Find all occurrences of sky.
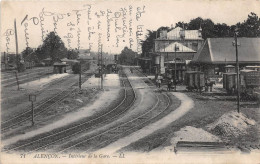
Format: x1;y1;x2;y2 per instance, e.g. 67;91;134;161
1;0;260;54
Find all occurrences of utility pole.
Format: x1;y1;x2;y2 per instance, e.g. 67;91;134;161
101;44;103;90
79;61;82;90
14;19;19;72
174;44;177;92
78;49;82;91
166;46;169;74
234;28;240;113
4;52;7;70
155;30;160;79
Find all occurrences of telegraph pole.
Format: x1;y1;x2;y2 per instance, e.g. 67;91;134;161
174;44;177;92
4;52;7;70
79;61;82;90
14;19;19;72
234;28;240;113
78;50;82;91
101;44;103;90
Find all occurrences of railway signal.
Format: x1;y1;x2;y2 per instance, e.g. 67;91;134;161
29;94;36;126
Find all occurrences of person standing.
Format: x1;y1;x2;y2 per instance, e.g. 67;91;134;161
167;79;173;91
158;79;161;88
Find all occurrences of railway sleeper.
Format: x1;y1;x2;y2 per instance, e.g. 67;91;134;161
175;141;228;153
107;130;122;135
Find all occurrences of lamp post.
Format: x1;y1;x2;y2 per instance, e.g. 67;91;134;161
174;44;179;92
234;28;240;113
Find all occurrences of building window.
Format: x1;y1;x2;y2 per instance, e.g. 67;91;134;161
192;42;198;46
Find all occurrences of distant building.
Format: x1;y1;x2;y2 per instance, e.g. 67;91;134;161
78;49;93;60
191;38;260;78
147;27;204;81
154;27;204;53
53;62;68;74
1;52;19;70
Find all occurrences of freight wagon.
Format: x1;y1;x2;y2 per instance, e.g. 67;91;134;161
184;71;205;92
240;70;260;101
223;69;260;101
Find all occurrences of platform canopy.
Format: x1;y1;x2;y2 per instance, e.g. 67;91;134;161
192;38;260;64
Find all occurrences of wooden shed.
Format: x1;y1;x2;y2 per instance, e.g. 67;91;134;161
53;62;68;74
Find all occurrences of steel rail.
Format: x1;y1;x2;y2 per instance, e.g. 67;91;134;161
3;69;136;153
1;72;92;132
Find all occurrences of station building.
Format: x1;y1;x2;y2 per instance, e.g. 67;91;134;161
140;26;204;81
190;37;260;79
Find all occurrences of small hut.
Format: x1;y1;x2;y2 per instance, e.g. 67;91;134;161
53;62;68;74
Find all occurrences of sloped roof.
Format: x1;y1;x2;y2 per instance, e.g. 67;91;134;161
53;62;68;66
192;37;260;64
61;58;79;63
43;57;52;61
78;54;93;60
158;42;196;53
157;27;203;40
78;49;90;54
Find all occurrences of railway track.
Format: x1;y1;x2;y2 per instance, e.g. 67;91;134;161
2;71;44;83
3;68;136;153
1;67;53;79
1;89;73;132
132;67;155;86
31;67;164;152
2;69;54;87
56;67;171;153
131;67;260;153
1;70;93;133
58;92;170;153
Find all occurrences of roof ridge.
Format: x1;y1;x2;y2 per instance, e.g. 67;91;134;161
207;38;214;62
159;42;196;52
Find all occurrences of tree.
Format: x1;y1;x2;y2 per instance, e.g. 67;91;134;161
187;17;216;39
40;32;67;63
141;12;260;57
141;26;171;57
67;49;79;59
213;23;231;37
21;47;39;63
175;21;188;29
236;12;260;37
119;47;137;65
141;30;156;56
